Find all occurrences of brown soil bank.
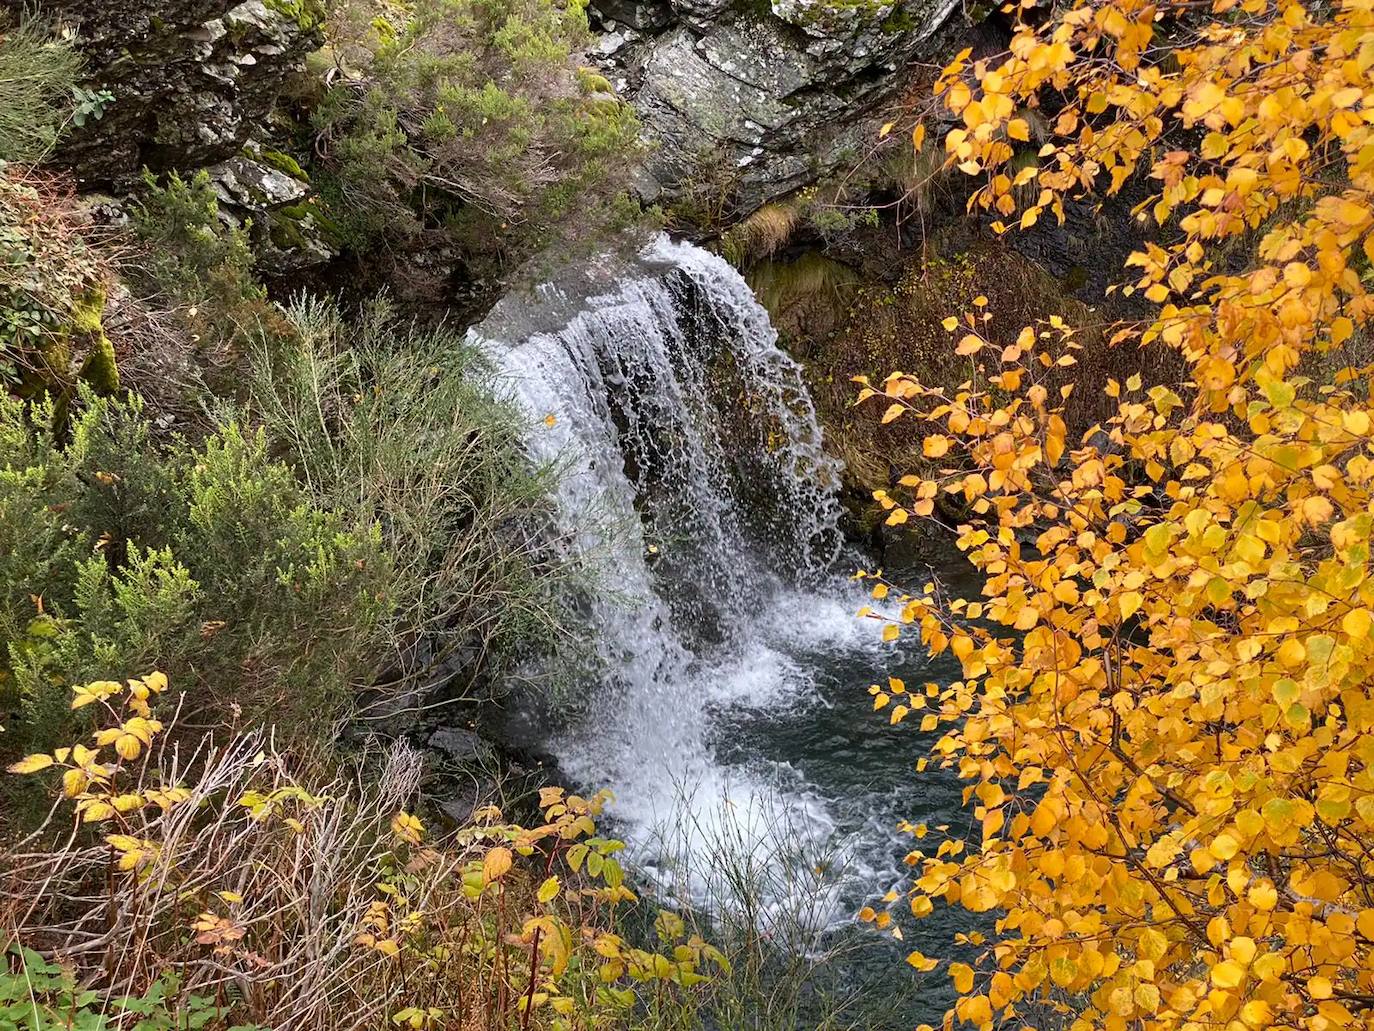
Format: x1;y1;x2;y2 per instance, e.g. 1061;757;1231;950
751;242;1177;508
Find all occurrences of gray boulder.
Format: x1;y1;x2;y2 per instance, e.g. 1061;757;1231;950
208;154;309;208
426;726;491;766
204;152;338;274
591;0;675;31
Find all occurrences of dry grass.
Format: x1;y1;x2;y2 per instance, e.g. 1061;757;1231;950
0;13;83;163
4;735;429;1031
721;203;801;268
0;727;605;1031
0;685;720;1031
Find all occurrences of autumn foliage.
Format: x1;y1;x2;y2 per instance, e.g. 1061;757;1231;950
3;675;723;1031
862;0;1374;1028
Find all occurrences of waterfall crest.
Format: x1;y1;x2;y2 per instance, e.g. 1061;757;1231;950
471;235;879;928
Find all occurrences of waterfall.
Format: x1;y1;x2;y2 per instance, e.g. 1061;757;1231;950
471;235;884;933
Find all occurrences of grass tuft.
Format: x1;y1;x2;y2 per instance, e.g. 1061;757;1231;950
0;14;83;163
721;202;802;268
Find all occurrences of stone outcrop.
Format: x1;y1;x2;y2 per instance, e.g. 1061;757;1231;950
1;0;320;187
205;151;338;275
591;0;962;214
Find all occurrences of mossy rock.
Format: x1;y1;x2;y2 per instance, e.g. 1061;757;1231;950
72;288;119;394
256;148;311;182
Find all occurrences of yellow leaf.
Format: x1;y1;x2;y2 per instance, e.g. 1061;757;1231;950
1209;833;1240;861
1247;879;1277;911
537;876;561;903
483;846;514;882
907;950;938;971
1119;592;1143;620
1211;959;1245;988
1342;607;1372;639
949;961;975;994
115;734;142;761
71;680;123;710
7;753;54;774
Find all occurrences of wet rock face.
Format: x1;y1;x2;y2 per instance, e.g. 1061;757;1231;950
594;0;961;214
5;0;319;187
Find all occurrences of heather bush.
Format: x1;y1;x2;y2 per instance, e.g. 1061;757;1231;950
312;0;644;273
127;170;295;389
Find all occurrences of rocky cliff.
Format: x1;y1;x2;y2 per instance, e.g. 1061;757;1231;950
0;0;319;188
590;0;961;214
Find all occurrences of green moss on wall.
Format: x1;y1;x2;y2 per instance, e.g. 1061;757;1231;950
72;288;119;395
262;0;327;30
257;148;311;182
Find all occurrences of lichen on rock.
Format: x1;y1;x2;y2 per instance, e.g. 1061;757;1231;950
593;0;964;218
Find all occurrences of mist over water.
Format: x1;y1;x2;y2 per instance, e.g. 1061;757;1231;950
470;236;971;1006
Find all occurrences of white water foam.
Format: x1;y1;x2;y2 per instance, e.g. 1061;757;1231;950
471;235;890;939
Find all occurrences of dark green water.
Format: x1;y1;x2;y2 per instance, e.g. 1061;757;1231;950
700;536;986;1027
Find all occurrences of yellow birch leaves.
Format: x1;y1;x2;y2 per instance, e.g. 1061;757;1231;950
865;0;1374;1026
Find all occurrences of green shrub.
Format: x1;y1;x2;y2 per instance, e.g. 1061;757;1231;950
128;170;295;395
249;297;577;694
0;945;259;1031
312;0;645;272
0;14;84;163
131;170;260;308
0;389;390;759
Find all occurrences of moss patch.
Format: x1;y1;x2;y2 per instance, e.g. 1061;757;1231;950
257;148;311;182
263;0;327;30
72;288;118;394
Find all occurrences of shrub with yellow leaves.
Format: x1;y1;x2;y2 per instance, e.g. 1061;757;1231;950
2;674;722;1031
860;0;1374;1028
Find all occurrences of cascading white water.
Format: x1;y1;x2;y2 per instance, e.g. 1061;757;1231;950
471;235;892;936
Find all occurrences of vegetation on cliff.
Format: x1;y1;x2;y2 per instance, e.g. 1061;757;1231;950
311;0;645;280
0;12;87;165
